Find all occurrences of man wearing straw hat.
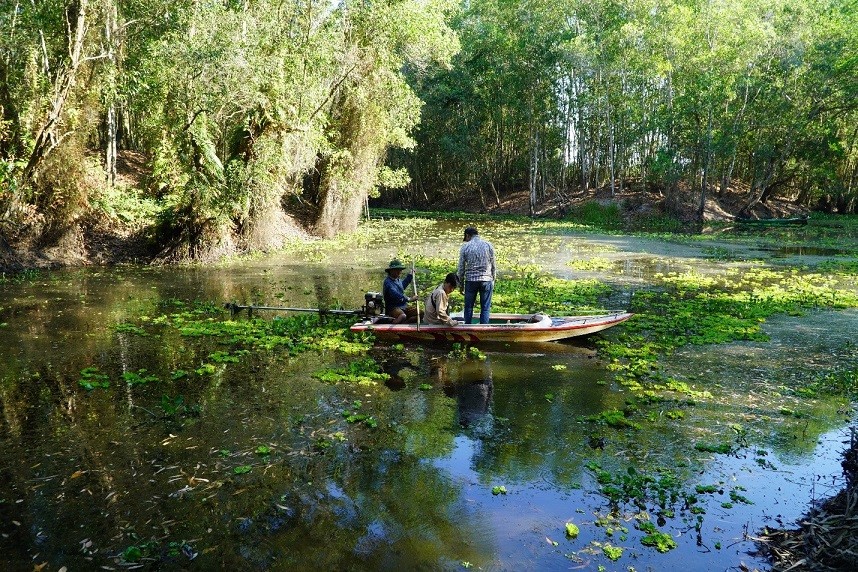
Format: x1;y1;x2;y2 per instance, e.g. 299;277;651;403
382;259;420;324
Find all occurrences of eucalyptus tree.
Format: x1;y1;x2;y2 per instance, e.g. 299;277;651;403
129;0;458;256
130;0;334;257
0;0;194;243
1;0;459;258
403;0;857;216
0;0;107;239
399;0;572;211
741;0;858;212
310;0;459;236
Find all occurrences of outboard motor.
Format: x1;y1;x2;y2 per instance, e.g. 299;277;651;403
363;292;384;317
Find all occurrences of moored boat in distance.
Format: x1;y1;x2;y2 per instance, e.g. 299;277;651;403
350;312;633;343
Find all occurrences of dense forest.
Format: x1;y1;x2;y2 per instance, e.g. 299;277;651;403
1;0;856;262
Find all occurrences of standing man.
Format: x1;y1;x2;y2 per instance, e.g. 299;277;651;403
382;259;419;324
457;226;496;324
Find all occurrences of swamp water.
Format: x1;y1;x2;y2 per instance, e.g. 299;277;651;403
0;217;856;571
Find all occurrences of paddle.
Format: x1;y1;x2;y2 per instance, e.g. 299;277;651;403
412;260;420;331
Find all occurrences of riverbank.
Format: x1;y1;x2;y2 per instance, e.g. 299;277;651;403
2;180;812;273
757;428;858;570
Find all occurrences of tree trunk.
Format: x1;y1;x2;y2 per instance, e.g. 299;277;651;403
699;107;713;218
529;135;537;217
313;173;366;238
22;0;90;184
607;94;615;198
104;1;118;186
744;155;778;212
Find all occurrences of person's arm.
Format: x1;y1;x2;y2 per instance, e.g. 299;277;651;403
403;273;418;301
436;291;456;326
489;243;496;281
457;247;466;289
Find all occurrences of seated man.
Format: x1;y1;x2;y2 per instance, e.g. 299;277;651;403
382;259;419;324
423;272;460;326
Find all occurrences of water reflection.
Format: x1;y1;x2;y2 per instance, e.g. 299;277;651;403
438;357;495;431
0;227;855;571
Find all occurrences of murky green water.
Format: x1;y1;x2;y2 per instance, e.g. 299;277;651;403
1;218;856;571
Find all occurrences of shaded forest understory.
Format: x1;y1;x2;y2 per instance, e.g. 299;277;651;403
0;153;815;273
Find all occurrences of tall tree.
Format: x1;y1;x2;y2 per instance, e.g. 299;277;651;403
400;0;858;216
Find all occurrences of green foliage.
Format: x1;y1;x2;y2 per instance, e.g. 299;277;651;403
640;529;677;553
2;0;857;258
1;0;461;255
585;409;641;430
598;262;858;400
568;203;623;230
565;522;580;539
0;270;40;285
314;358;390;385
144;303;372;358
602;543;623;561
78;367;110;390
585;463;682;511
90;183;160;227
567;258;615;272
160;395;200;418
694;442;733;455
115;323;148;336
729;489;754;505
342;406;378;428
400;0;858;213
121;545;143;563
122;369;159;385
448;344;487;361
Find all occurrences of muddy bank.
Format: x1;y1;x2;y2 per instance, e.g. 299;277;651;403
756;429;858;571
3;180;816;273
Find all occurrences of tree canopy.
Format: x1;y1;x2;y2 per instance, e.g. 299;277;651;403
397;0;857;215
0;0;855;261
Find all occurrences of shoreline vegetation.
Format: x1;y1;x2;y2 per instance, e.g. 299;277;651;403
1;0;855;271
756;428;858;571
0;185;830;273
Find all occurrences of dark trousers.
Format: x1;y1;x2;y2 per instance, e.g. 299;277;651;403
464;280;493;324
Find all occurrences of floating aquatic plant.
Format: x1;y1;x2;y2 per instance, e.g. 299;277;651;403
565;522;580;539
313;358;390;385
78;367;110;390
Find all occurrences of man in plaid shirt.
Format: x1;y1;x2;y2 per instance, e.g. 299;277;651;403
457;226;496;324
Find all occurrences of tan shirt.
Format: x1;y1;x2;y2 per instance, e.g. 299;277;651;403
423;285;456;326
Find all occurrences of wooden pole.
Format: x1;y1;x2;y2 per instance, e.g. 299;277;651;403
412;261;420;331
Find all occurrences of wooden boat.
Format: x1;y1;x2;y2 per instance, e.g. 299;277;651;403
735;215;808;226
350;312;633;343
